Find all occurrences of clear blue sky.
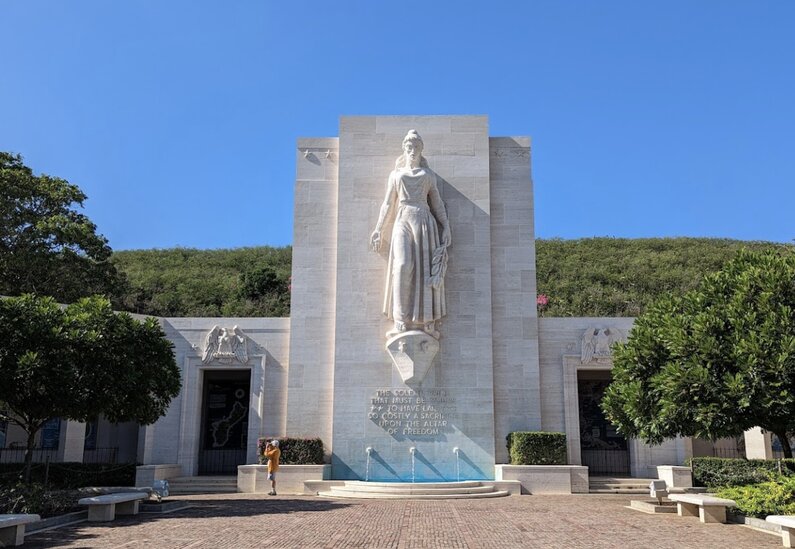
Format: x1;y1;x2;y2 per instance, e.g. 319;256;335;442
2;1;793;250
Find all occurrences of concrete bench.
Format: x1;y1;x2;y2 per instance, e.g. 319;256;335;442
767;516;795;547
78;492;148;522
0;514;40;547
668;493;736;523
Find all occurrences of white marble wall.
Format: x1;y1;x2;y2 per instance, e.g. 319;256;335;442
329;116;497;480
489;137;540;464
140;317;290;476
285;137;339;451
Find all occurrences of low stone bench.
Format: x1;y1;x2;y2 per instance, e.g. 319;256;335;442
0;514;40;547
78;492;148;522
767;515;795;547
668;493;736;523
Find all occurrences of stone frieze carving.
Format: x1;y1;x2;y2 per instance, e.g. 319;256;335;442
202;325;249;364
581;327;626;364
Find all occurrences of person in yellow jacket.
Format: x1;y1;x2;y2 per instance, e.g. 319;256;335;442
264;440;281;495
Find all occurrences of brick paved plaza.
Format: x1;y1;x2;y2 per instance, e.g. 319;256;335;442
24;493;782;548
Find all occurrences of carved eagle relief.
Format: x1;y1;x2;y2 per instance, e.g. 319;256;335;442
202;325;249;364
581;327;625;364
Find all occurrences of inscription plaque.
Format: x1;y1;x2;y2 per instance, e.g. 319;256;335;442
368;388;457;438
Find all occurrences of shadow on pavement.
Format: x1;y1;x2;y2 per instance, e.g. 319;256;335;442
23;496;353;548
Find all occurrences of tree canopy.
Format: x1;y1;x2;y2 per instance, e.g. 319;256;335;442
0;294;181;479
0;152;124;303
602;248;795;457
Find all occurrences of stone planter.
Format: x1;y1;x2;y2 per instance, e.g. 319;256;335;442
494;465;589;494
656;465;693;489
238;464;331;494
135;464;182;487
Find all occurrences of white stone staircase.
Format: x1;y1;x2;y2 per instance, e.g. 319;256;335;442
168;476;238;495
318;480;510;499
589;476;654;494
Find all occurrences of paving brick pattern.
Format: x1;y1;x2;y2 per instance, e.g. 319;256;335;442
25;493;782;548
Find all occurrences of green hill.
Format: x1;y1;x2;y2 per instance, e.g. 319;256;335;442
111;238;789;318
112;246;292;317
535;237;788;317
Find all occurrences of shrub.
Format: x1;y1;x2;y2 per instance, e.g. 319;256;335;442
716;477;795;518
687;457;795;489
257;437;324;465
0;483;81;517
0;463;136;489
507;432;566;465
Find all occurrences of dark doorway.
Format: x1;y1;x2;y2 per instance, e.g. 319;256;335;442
198;370;251;475
578;371;630;475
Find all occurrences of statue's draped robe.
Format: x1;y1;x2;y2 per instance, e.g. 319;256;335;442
383;166;447;325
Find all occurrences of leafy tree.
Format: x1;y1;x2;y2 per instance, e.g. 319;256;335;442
0;294;181;481
0;152;124;303
602;249;795;458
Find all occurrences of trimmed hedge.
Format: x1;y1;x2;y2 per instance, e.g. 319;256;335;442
0;483;81;517
716;477;795;518
688;457;795;489
257;437;324;465
507;432;567;465
0;463;136;489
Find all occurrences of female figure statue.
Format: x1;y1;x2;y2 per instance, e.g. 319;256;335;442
370;130;452;339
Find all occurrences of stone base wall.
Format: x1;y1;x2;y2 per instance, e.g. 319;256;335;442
135;464;182;487
494;465;589;494
238;464;331;494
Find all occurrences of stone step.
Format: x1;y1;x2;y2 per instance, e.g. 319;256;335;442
342;480;483;490
317;480;509;500
168;476;238;494
318;489;510;500
589;477;654;494
590;484;652;489
589;488;649;494
337;484;497;495
590;477;655;485
169;486;237;494
171;476;237;484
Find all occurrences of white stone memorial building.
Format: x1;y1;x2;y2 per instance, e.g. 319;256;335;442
3;116;756;484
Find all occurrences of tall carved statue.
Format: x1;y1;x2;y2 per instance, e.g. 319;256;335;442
370;130;451;341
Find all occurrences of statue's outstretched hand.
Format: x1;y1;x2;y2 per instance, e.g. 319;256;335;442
370;230;381;252
441;227;452;247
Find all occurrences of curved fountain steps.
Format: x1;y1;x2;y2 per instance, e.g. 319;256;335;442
318;480;510;500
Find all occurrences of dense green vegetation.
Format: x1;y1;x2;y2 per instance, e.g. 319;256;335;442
689;457;795;489
692;458;795;518
111;238;788;318
112;246;292;317
507;431;567;465
717;477;795;518
535;237;787;317
257;437;324;465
